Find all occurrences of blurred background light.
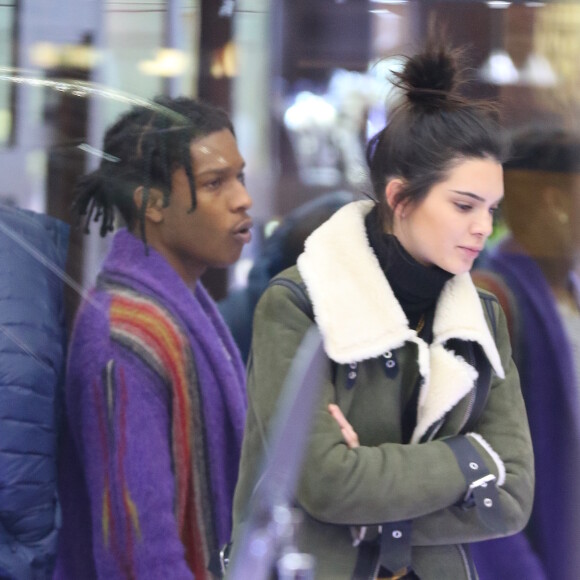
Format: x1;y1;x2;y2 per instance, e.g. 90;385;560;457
478;48;519;85
519;52;558;87
30;43;101;70
138;48;189;77
284;92;337;132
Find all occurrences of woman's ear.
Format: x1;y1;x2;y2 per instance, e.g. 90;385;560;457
133;186;165;224
385;178;407;218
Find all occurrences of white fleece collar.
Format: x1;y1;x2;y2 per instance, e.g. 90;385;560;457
297;200;505;442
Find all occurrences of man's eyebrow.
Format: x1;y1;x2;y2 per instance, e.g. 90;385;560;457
196;162;245;177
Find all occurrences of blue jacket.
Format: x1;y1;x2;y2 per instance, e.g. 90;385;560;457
0;206;69;580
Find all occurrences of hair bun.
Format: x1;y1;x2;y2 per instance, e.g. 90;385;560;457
395;43;463;109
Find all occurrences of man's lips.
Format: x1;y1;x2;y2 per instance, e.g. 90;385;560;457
232;218;253;243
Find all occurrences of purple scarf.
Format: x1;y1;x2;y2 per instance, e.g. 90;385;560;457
102;229;247;547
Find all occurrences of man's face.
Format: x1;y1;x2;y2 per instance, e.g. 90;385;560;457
152;128;253;285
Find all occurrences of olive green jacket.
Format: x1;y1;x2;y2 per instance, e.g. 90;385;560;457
233;201;534;579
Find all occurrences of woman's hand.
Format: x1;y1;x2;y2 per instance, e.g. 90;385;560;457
328;404;360;449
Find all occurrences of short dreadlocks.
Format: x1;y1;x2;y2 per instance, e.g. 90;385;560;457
73;95;234;245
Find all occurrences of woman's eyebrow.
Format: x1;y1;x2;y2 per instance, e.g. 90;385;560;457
451;190;485;202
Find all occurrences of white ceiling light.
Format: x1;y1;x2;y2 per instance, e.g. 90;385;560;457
478;49;519;85
519;53;558;87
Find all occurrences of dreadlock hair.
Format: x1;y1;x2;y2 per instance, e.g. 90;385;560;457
73;95;235;244
366;35;508;230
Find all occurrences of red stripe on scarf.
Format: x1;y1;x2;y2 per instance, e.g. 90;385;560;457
117;368;137;580
110;293;209;577
111;295;191;523
92;378;133;578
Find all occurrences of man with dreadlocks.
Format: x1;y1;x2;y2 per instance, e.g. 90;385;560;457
54;96;252;580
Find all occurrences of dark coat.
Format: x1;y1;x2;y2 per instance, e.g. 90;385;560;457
472;237;580;580
0;206;69;579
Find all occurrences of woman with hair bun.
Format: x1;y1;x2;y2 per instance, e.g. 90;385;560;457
232;40;534;579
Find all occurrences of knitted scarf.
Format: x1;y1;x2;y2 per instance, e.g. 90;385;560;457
99;229;247;578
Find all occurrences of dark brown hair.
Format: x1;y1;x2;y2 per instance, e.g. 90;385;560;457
366;38;508;228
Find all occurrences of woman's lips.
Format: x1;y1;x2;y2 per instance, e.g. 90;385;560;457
459;246;481;258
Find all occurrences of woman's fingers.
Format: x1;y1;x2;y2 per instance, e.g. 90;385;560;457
328;404;360;449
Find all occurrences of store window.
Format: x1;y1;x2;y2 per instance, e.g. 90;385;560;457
0;2;16;147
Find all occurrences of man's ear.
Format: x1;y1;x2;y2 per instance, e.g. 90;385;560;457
133;186;165;224
385;178;407;218
542;185;571;226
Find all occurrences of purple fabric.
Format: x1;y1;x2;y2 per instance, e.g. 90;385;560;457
472;237;580;580
55;229;247;578
103;230;247;545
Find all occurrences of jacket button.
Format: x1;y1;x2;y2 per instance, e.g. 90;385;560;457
349;362;357;369
348;371;357;380
469;462;479;470
383;351;393;359
386;360;396;368
392;530;403;539
484;498;493;508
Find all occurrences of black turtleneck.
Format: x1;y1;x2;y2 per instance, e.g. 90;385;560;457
365;206;453;343
365;206;454;444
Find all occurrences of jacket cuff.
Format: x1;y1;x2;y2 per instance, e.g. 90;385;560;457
466;432;506;486
443;435;506;533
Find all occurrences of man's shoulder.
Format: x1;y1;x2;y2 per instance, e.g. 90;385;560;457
472;270;516;315
107;284;186;342
90;282;193;383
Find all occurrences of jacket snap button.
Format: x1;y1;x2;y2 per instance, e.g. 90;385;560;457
383;351;393;359
392;530;403;539
386;360;396;368
349;362;357;369
348;371;357;380
469;462;479;470
484;498;493;508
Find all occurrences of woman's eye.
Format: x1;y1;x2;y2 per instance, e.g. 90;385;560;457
455;203;472;212
237;172;246;185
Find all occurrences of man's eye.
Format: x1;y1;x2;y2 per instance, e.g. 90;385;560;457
238;172;246;185
206;177;222;190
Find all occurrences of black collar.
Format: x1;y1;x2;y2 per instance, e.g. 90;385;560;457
365;206;453;334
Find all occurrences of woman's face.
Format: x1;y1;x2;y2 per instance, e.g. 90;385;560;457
392;157;504;275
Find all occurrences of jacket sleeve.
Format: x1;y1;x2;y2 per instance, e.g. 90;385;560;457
410;299;534;544
70;343;195;580
242;281;533;542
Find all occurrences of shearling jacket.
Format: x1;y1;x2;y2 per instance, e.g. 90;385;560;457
232;201;534;579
